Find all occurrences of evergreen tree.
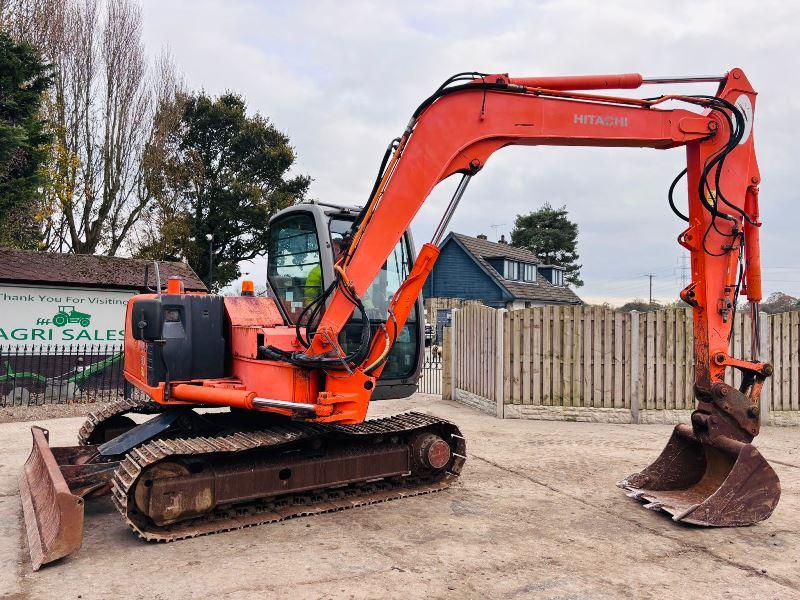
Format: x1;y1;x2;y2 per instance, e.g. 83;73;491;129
136;92;310;289
0;32;52;248
510;203;583;287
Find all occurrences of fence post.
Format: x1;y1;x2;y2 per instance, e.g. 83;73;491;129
629;311;640;424
495;308;506;418
450;308;458;400
441;327;452;399
759;311;771;422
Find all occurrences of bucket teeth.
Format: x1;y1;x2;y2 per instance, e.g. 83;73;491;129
671;504;701;522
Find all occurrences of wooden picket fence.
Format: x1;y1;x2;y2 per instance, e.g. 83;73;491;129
451;303;501;403
765;311;800;412
445;303;800;420
504;305;637;409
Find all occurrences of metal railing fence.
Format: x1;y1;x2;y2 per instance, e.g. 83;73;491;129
418;348;444;395
0;344;129;406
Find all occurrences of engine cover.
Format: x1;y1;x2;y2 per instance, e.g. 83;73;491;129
126;294;225;387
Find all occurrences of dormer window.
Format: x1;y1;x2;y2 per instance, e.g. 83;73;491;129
536;265;566;286
522;263;537;282
552;269;564;286
502;260;537;282
504;260;518;280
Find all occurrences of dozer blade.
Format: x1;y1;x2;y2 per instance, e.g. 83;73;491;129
618;424;780;526
18;427;84;570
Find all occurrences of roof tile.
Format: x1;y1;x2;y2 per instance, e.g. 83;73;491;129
453;233;540;263
0;249;207;292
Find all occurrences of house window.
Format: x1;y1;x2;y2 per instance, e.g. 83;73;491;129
553;269;564;286
504;261;538;282
523;263;536;282
504;260;519;280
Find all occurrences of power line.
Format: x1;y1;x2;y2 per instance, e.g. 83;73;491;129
593;271;675;290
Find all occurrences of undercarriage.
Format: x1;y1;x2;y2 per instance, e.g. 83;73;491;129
20;398;465;569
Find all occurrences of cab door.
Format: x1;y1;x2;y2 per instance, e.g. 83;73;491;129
266;209;327;323
266;206;424;399
328;216;424;399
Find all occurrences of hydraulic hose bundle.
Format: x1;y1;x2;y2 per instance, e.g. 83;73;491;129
261;267;372;370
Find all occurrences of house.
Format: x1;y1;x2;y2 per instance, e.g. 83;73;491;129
422;233;582;333
0;249;205;349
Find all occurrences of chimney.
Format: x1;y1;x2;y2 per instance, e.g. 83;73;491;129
477;234;488;240
499;234;508;244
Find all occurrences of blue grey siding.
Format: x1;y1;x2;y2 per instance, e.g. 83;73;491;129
423;241;505;305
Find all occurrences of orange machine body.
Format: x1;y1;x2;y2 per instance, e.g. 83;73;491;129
124;293;324;413
124;68;766;428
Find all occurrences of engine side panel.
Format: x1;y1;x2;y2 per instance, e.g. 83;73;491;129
124;294;226;393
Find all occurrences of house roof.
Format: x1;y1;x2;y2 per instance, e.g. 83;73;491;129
0;249;207;292
447;233;582;304
454;233;540;263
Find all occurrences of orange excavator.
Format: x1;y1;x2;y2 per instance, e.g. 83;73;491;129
20;68;780;570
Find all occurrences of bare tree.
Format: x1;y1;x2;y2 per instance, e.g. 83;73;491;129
131;51;188;257
65;0;152;255
5;0;162;256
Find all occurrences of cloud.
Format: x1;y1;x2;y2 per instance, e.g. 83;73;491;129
141;0;800;304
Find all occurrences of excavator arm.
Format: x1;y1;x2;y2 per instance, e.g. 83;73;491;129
284;67;778;525
302;70;761;408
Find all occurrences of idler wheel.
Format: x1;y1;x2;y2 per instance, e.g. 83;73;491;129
85;415;137;444
133;461;209;526
412;433;451;471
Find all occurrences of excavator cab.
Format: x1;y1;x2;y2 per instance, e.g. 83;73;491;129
266;202;425;400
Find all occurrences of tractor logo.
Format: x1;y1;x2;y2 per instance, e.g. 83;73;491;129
52;306;92;328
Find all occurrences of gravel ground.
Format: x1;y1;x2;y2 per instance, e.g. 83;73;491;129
0;402;96;424
1;394;798;599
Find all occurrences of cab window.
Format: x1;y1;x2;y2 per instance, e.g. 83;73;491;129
329;219;415;323
267;213;322;322
330;218;419;380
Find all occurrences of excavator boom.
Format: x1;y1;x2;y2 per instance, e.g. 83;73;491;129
20;68;779;570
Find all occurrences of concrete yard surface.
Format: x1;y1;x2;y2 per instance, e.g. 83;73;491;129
1;395;798;599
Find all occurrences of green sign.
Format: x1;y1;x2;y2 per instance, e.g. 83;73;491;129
51;306;92;328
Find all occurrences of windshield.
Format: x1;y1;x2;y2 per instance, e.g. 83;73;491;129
267;213;322;323
331;217;419;380
329;218;414;322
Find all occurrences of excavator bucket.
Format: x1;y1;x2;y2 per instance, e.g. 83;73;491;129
18;427;85;570
618;424;781;526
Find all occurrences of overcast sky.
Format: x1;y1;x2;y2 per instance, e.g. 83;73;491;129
141;0;800;305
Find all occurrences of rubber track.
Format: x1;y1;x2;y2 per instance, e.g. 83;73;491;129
110;412;466;542
77;397;163;446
